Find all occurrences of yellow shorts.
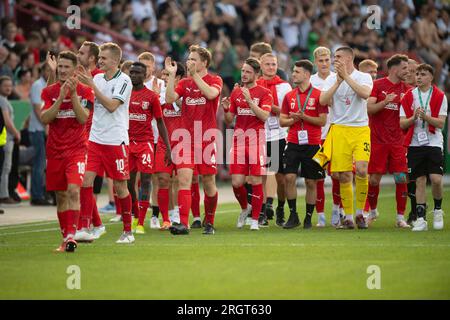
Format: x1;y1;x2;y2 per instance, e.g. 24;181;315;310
330;125;371;172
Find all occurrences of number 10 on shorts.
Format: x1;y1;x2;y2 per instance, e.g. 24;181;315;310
115;159;125;171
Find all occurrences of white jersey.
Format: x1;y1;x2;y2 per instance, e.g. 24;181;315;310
325;69;373;127
145;76;166;144
90;70;132;145
311;71;336;139
264;82;292;142
399;87;448;149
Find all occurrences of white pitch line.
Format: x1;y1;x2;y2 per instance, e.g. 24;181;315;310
0;242;449;248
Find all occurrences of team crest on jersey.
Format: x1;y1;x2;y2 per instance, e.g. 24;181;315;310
142;101;149;110
308;98;315;106
252;98;260;106
81;98;87;107
291;99;296;110
400;93;405;100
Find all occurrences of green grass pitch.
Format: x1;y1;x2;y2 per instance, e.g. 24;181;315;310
0;186;449;299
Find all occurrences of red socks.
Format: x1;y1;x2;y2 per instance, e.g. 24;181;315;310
364;197;370;212
191;182;200;218
178;189;191;226
80;187;94;229
132;200;140;219
119;194;132;232
396;183;407;215
138;199;150;225
66;209;80;238
233;185;248;210
158;189;170;223
204;191;218;225
367;184;380;210
316;179;325;213
332;178;341;206
91;195;102;227
251;184;263;220
57;211;67;238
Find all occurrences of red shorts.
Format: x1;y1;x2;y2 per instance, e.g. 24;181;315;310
154;144;175;175
229;142;266;176
86;141;130;180
129;140;155;174
172;141;217;175
46;154;86;191
368;143;407;174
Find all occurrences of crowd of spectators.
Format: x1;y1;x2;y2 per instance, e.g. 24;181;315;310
1;0;450;209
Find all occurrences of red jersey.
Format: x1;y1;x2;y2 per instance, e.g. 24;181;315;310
229;85;273;144
369;77;412;145
85;67;105;135
42;82;94;159
281;85;328;145
175;73;223;140
158;102;183;149
129;87;162;142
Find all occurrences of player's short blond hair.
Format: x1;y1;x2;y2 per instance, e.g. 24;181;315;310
358;59;378;70
138;52;155;62
99;42;122;62
313;46;331;60
189;45;212;67
260;53;277;62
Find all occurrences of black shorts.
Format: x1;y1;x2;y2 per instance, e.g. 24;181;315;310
266;138;286;174
93;175;103;194
282;143;325;179
407;146;444;180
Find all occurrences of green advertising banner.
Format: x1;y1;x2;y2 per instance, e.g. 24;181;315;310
10;100;31;131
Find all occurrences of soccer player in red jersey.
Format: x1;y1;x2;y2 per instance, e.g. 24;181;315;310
40;51;94;252
76;41;106;240
223;58;272;231
280;60;328;229
155;62;186;229
366;54;412;228
165;45;223;235
127;62;171;234
76;42;135;244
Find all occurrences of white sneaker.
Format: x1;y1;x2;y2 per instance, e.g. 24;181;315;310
237;205;252;228
92;225;106;239
74;228;95;241
116;232;135;244
245;217;252;226
250;219;259;231
396;219;410;228
316;214;326;227
331;206;340;227
150;216;161;229
367;209;379;225
412;217;428;231
109;215;122;222
433;209;444;230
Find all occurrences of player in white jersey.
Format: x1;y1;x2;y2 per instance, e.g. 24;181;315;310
77;42;135;244
138;52;166;229
310;46;343;227
315;46;373;230
256;53;291;227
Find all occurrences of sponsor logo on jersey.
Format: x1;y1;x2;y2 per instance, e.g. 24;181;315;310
56;109;76;118
163;108;181;117
129;113;147;121
186;97;206;106
385;103;398;110
237;107;255;116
